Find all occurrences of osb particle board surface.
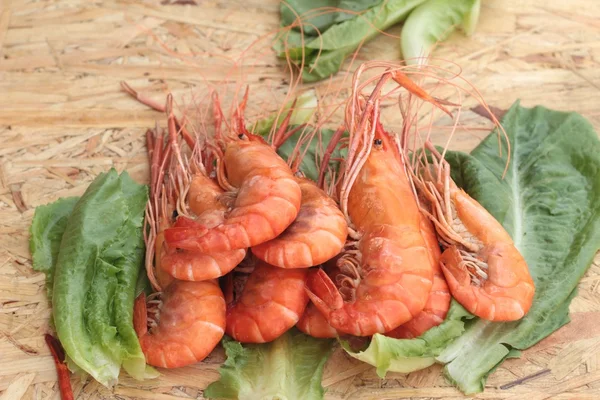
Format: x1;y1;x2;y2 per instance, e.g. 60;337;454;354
1;0;600;399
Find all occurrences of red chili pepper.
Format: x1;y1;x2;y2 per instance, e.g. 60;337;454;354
44;334;74;400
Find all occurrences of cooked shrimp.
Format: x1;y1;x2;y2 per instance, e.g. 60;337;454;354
135;116;225;369
305;75;435;336
133;280;225;368
226;258;309;343
135;91;245;285
164;91;302;254
251;176;347;268
414;144;535;321
382;69;535;321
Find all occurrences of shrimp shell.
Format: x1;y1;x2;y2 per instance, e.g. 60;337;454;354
134;280;225;368
226;260;309;343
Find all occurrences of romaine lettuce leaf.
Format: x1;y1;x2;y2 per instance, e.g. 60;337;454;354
30;196;79;302
401;0;480;64
204;330;334;400
435;102;600;393
45;169;157;386
343;301;473;377
280;0;340;36
276;0;426;82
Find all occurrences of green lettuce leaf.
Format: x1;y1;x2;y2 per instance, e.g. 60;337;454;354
343;301;474;377
30;196;79;302
436;102;600;394
334;0;385;23
280;0;385;36
280;0;340;36
204;330;334;400
50;169;157;386
276;0;426;82
401;0;480;64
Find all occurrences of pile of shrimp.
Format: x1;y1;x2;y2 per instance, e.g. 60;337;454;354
125;59;534;370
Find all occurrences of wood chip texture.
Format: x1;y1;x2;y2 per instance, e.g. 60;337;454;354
1;0;599;399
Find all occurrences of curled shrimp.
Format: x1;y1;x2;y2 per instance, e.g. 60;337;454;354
386;67;535;321
134;280;225;368
164;90;302;254
128;87;245;283
160;149;246;281
225;257;309;343
135;119;225;369
251;122;348;268
414;144;535;321
305;73;436;336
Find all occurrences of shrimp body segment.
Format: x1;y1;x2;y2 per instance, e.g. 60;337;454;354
134;280;226;368
385;218;451;339
296;303;338;338
251;177;348;268
226;260;309;343
416;149;535;321
164;137;302;254
306;122;435;337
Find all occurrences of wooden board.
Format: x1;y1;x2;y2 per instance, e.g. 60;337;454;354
1;0;600;399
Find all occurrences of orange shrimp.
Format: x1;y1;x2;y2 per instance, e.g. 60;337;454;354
305;74;435;336
386;70;535;321
160;166;246;282
135;122;225;369
414;144;535;321
134;280;225;368
225;258;309;343
127;86;245;283
164;91;302;254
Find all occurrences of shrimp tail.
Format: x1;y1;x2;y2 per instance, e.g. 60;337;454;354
305;268;344;313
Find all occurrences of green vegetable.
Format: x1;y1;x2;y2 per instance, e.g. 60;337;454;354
277;0;426;82
436;102;600;394
280;0;339;36
400;0;480;64
49;169;157;387
343;300;474;377
334;0;385;23
204;330;334;400
280;0;384;36
30;196;79;302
